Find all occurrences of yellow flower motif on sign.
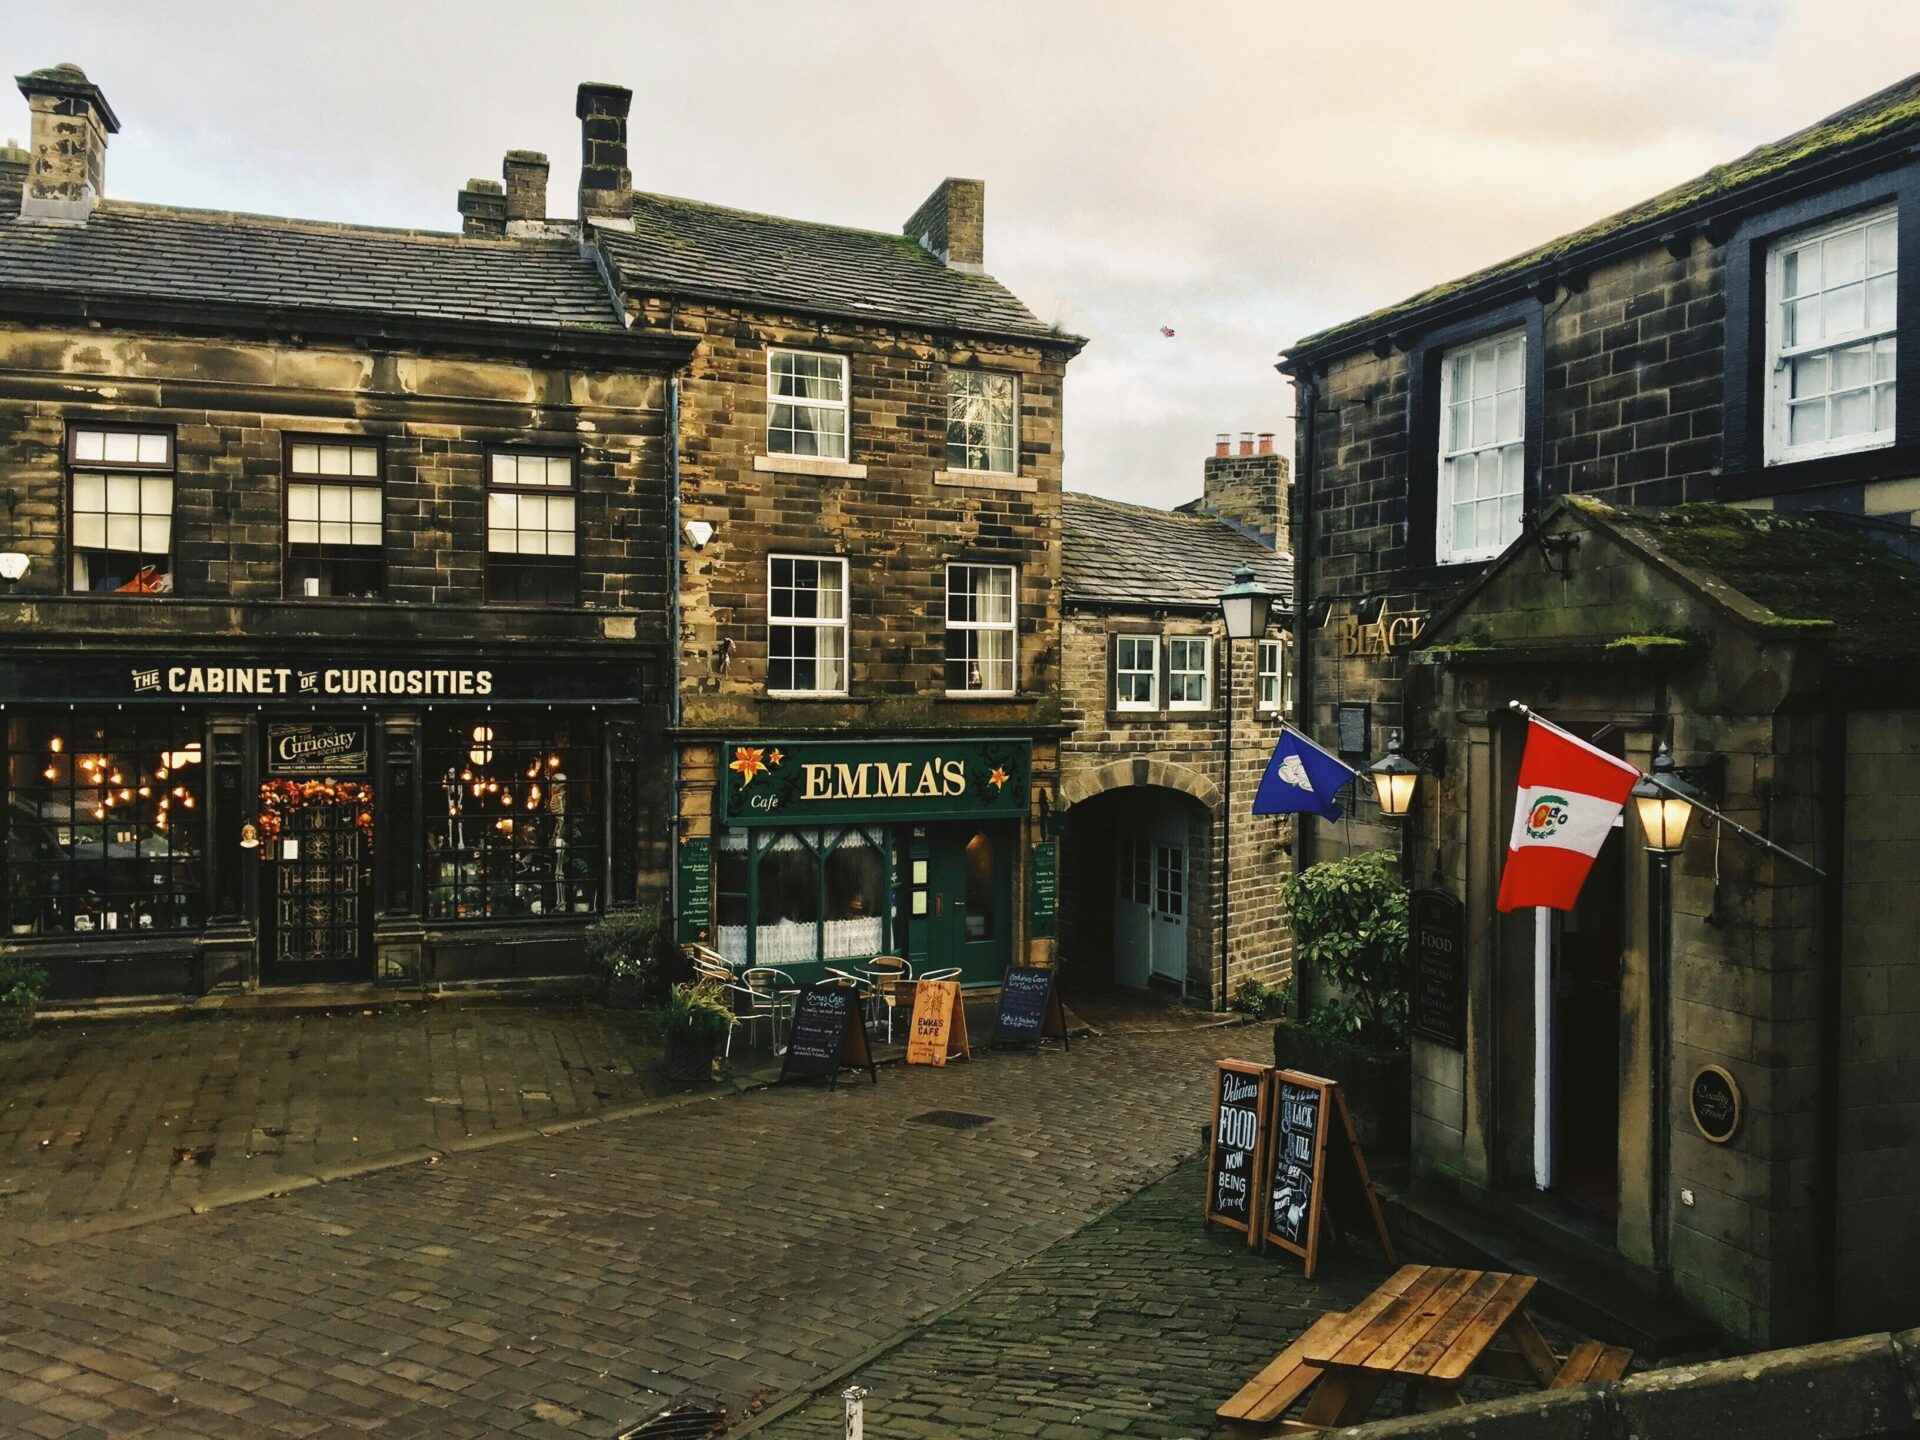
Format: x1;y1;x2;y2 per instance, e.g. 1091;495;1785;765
987;766;1010;790
730;746;767;787
768;748;784;767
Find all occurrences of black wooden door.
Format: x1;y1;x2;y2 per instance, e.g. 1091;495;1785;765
263;787;374;983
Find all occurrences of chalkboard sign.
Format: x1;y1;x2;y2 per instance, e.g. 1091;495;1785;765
1205;1061;1269;1241
676;838;713;943
1410;890;1466;1048
1028;841;1058;940
1690;1064;1741;1144
1265;1074;1329;1269
992;965;1070;1051
778;982;877;1088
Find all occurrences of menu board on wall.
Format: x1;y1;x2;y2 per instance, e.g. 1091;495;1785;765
1028;840;1058;939
676;838;713;943
1410;889;1466;1048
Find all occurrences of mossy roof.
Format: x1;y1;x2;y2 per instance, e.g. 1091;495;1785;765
1288;71;1920;361
1608;504;1920;663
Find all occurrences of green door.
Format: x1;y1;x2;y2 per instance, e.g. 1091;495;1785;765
924;821;1014;985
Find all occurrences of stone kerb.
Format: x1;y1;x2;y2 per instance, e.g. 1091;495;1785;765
1329;1328;1920;1440
1057;756;1221;811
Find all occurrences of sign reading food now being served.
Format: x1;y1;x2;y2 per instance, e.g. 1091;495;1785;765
720;737;1030;825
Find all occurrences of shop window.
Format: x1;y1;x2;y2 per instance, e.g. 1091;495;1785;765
945;563;1017;694
286;440;384;599
1767;205;1898;464
946;369;1017;474
68;425;174;594
767;349;849;460
1167;636;1212;710
715;826;889;969
1437;328;1526;563
1115;634;1158;710
1258;636;1292;713
4;712;205;935
487;451;578;604
768;555;847;694
424;716;599;921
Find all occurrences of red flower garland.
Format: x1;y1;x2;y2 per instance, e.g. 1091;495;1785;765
257;779;376;858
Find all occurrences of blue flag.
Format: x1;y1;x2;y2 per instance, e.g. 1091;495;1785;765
1252;725;1359;821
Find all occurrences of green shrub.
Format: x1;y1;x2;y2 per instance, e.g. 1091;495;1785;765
0;959;48;1007
1281;851;1409;1048
1232;976;1293;1020
661;981;735;1046
585;904;664;988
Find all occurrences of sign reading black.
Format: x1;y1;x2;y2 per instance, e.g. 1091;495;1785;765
1206;1063;1266;1234
1267;1078;1324;1252
266;722;368;776
992;965;1069;1051
778;982;876;1088
1410;890;1466;1048
676;838;713;943
1690;1064;1742;1144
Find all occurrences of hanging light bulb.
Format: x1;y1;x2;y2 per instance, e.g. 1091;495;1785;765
155;766;169;780
119;788;132;801
182;795;195;809
138;785;151;797
109;770;123;785
42;766;56;782
92;805;105;820
548;754;561;770
49;737;63;754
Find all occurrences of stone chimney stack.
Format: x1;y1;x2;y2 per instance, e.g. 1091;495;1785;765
0;138;29;218
503;149;549;228
1200;430;1288;549
575;82;633;223
15;63;119;222
457;178;506;238
904;178;985;272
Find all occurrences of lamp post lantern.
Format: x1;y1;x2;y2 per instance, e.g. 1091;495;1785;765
1631;740;1702;855
1216;563;1275;1008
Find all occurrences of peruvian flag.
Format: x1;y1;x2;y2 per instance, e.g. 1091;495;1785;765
1495;718;1641;912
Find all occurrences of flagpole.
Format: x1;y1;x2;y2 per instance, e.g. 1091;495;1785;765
1505;700;1825;878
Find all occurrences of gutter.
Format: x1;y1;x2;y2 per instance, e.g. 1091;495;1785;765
1290;368;1319;888
667;372;685;928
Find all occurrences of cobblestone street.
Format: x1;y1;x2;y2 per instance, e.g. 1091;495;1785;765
0;1019;1273;1438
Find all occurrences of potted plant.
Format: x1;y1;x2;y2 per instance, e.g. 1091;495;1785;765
660;980;735;1083
0;959;49;1038
1275;850;1412;1154
585;904;663;1010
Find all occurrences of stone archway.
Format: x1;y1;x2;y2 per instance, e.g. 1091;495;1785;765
1058;757;1221;814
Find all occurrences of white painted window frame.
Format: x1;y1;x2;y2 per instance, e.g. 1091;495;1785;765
1436;327;1527;565
1114;634;1159;711
765;348;850;460
767;553;849;697
944;562;1018;696
1256;636;1287;713
1166;635;1212;711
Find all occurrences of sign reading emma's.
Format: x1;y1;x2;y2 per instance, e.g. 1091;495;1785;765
722;737;1031;826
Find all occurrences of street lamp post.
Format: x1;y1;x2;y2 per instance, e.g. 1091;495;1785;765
1217;564;1274;1010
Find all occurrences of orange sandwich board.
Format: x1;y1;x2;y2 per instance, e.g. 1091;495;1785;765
1259;1068;1393;1278
1204;1060;1271;1243
906;979;971;1065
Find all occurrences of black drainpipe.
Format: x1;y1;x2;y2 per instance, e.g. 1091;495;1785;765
1815;693;1846;1336
1288;365;1318;893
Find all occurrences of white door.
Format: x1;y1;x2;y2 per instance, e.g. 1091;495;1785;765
1113;834;1154;988
1151;836;1188;982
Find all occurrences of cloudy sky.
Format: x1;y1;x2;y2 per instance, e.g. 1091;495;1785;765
12;2;1920;506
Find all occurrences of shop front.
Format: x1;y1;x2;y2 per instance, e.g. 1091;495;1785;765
680;736;1039;986
1;648;660;999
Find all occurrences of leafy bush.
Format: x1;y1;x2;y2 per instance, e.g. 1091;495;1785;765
0;959;48;1007
661;981;735;1046
1281;851;1410;1048
1232;976;1293;1021
585;905;665;988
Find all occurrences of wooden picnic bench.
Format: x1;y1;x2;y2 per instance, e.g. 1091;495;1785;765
1218;1265;1633;1431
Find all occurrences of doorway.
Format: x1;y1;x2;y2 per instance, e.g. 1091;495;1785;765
1543;819;1625;1213
261;778;375;984
1114;818;1187;990
921;821;1014;985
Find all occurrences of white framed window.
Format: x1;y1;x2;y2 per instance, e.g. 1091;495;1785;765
1258;637;1292;713
945;563;1016;694
285;439;383;599
767;349;849;460
487;451;578;605
68;426;174;595
1114;635;1158;710
1767;205;1897;464
768;555;848;695
1437;328;1526;564
946;369;1017;474
1167;636;1211;710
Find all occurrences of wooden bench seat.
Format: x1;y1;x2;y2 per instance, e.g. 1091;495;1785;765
1218;1313;1351;1429
1549;1341;1633;1389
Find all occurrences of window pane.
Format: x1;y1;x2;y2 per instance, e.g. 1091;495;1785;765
490;453;517;486
73;473;104;512
103;432;139;463
320;445;351;476
73;429;105;462
137;433;169;465
291;444;319;473
351;446;378;478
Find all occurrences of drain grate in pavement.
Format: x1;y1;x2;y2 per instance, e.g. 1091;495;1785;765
617;1400;727;1438
909;1109;994;1130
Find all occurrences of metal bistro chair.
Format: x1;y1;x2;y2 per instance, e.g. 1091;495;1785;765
861;956;911;1043
741;966;798;1054
722;982;780;1056
918;967;961;983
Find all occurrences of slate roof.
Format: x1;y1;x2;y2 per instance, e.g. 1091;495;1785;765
1063;491;1293;611
594;192;1074;344
1289;70;1920;361
0;201;626;332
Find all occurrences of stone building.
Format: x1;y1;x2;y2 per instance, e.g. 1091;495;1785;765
1056;434;1294;1009
1280;74;1920;1345
0;66;689;996
553;81;1086;985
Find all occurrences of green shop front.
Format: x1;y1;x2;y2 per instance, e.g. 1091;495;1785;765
681;736;1047;986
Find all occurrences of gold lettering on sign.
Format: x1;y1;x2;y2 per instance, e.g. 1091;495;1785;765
1333;605;1427;659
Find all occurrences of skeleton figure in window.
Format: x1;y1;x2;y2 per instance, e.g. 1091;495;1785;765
442;768;465;852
